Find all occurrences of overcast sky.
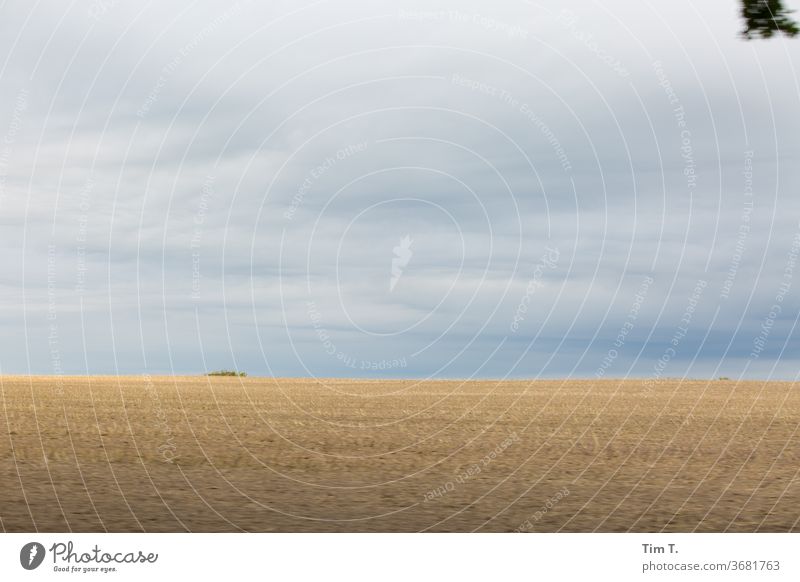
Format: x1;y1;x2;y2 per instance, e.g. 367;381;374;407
1;0;799;380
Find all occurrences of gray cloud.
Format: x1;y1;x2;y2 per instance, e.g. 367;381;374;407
1;0;799;381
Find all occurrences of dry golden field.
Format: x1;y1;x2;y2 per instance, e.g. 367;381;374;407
1;376;799;532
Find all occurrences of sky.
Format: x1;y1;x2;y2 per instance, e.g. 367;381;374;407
0;0;799;380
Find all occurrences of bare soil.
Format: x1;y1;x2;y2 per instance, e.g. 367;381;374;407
1;376;798;532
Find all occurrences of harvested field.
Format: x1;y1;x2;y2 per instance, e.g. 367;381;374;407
1;376;799;532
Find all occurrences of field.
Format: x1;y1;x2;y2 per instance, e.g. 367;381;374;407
1;376;799;532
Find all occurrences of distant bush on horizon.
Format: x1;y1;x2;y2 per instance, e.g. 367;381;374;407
207;370;247;377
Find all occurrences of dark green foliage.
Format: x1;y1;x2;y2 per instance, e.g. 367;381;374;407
207;370;247;377
741;0;799;38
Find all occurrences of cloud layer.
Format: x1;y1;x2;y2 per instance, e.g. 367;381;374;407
1;0;799;380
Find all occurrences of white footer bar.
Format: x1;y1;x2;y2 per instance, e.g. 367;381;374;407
1;533;797;581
